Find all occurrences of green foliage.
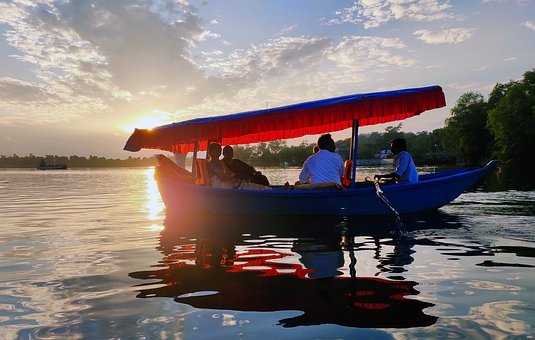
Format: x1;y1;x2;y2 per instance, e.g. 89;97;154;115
488;81;516;108
336;125;454;165
442;92;493;165
231;123;456;167
487;70;535;186
357;124;404;159
234;141;314;167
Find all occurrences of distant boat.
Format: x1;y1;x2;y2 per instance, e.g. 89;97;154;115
37;160;68;170
374;148;392;159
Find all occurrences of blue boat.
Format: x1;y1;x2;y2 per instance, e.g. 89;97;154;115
124;85;497;216
154;161;496;216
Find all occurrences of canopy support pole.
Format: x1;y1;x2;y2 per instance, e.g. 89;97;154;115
350;120;359;183
192;142;199;175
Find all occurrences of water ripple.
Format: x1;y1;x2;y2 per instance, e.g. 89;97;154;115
0;168;534;339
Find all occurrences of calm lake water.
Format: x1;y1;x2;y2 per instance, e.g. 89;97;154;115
1;167;534;339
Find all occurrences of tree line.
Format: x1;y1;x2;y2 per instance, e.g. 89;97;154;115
232;126;452;168
0;154;156;168
438;69;534;188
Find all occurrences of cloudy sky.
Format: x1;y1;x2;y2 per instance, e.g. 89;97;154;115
1;0;534;157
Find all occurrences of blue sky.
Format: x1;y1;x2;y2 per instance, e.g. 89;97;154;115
0;0;534;157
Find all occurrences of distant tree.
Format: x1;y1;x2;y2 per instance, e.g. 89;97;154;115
279;142;313;166
233;145;254;164
488;81;517;108
0;154;156;168
335;139;350;160
356;124;403;159
488;70;535;186
383;124;404;142
443;92;493;165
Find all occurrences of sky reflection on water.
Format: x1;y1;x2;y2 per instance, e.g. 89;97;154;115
0;168;534;339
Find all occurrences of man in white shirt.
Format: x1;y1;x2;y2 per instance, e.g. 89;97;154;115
374;138;419;184
299;134;344;185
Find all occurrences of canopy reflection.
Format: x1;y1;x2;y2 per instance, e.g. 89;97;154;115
129;216;447;329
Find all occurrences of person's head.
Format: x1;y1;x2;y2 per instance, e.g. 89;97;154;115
207;142;222;160
390;138;407;155
313;145;319;154
222;145;234;160
317;134;336;152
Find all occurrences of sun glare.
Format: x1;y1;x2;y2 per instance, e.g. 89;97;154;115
145;168;164;222
121;114;171;133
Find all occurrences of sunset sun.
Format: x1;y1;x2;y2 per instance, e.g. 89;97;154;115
121;113;172;133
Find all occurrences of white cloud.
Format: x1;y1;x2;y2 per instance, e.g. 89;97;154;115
198;30;221;41
278;24;297;36
199;35;414;84
523;21;535;31
473;65;489;71
0;77;50;103
326;36;416;69
0;0;228;125
210;18;219;25
187;35;416;119
504;56;517;62
0;1;422;153
329;0;453;28
149;0;191;24
447;82;494;93
414;28;474;44
199;36;331;79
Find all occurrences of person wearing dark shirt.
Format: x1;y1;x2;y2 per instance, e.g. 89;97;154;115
222;145;270;186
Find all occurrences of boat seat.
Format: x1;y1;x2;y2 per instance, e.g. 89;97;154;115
194;159;211;186
341;160;352;187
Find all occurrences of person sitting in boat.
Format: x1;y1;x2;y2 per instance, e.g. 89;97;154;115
222;145;270;186
298;134;344;186
207;142;237;188
374;138;418;184
207;142;270;190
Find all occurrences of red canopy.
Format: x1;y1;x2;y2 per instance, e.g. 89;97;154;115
124;85;445;153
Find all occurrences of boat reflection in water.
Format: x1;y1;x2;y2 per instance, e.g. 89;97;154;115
130;216;446;329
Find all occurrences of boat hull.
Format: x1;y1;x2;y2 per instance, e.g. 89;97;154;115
37;165;68;170
156;161;497;217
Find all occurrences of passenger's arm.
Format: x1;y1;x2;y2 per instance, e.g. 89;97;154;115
374;172;400;181
375;154;407;181
247;163;260;176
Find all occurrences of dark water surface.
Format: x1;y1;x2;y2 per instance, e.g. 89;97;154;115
1;168;534;339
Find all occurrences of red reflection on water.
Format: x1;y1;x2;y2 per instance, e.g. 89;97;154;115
131;224;438;329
